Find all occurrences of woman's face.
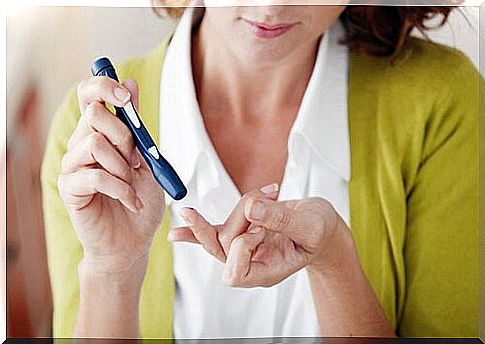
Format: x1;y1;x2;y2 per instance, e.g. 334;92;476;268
201;4;346;66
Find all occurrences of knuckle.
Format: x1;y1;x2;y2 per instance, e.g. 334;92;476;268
232;235;249;249
222;273;240;287
102;76;120;94
67;134;76;150
242;194;262;215
241;193;250;203
58;173;75;202
57;177;69;202
84;102;105;127
77;79;87;97
90;169;106;186
89;76;113;98
270;209;291;230
88;132;104;152
86;100;104;114
60;153;70;172
57;174;66;193
217;231;230;246
93;75;109;89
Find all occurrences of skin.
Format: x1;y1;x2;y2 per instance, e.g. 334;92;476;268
59;4;395;338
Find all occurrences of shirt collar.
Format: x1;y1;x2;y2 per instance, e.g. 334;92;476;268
160;8;351;202
160;7;207;189
291;19;351;182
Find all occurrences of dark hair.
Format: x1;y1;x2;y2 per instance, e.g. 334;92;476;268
159;4;461;61
339;6;457;61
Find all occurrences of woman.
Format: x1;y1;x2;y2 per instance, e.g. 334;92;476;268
41;1;480;339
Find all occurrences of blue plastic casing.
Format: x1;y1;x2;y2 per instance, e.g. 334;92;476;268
91;57;187;200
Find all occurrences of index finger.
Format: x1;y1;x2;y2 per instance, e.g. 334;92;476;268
77;76;131;113
177;208;226;263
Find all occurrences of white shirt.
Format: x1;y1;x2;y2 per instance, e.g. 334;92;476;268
159;7;350;339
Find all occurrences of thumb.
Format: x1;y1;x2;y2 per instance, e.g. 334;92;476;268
245;198;298;234
122;78;139;110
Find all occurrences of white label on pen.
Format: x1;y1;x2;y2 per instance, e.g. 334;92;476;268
148;146;160;160
123;102;141;129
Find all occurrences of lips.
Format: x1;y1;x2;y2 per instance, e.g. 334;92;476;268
242;19;298;39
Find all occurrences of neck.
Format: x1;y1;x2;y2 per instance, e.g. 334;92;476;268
192;14;320;123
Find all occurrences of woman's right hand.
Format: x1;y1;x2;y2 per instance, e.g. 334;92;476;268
58;76;165;275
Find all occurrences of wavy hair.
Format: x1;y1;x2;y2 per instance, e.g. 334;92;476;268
153;1;462;61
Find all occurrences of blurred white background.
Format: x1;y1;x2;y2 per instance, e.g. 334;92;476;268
7;7;176;141
3;5;482;338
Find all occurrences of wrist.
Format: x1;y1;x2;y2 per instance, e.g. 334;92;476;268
76;256;145;338
307;215;361;277
79;253;149;291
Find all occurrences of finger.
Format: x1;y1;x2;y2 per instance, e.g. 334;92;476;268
67;112;91;152
223;227;266;288
244;197;299;234
245;256;306;289
58;168;142;213
68;102;137;167
167;226;200;244
180;208;226;262
122;79;139;111
62;132;133;184
258;183;279;200
78;76;131;113
219;183;279;255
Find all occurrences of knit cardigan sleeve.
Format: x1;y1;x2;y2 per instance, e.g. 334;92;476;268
398;51;481;337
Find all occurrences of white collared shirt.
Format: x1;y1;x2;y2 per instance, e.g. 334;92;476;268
160;7;350;339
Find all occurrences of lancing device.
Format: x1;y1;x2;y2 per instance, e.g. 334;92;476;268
91;57;187;201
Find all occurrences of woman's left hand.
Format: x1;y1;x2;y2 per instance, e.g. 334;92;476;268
168;184;347;287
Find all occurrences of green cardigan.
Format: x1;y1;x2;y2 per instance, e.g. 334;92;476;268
41;34;481;338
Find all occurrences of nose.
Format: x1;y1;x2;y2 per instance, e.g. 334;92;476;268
263;5;288;17
249;0;288;17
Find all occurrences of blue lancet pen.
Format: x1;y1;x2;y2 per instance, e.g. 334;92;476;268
91;57;187;201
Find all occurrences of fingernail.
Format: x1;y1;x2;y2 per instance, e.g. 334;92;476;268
260;183;279;195
248;226;262;234
250;201;266;221
131;149;141;169
114;87;130;104
135;196;144;211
